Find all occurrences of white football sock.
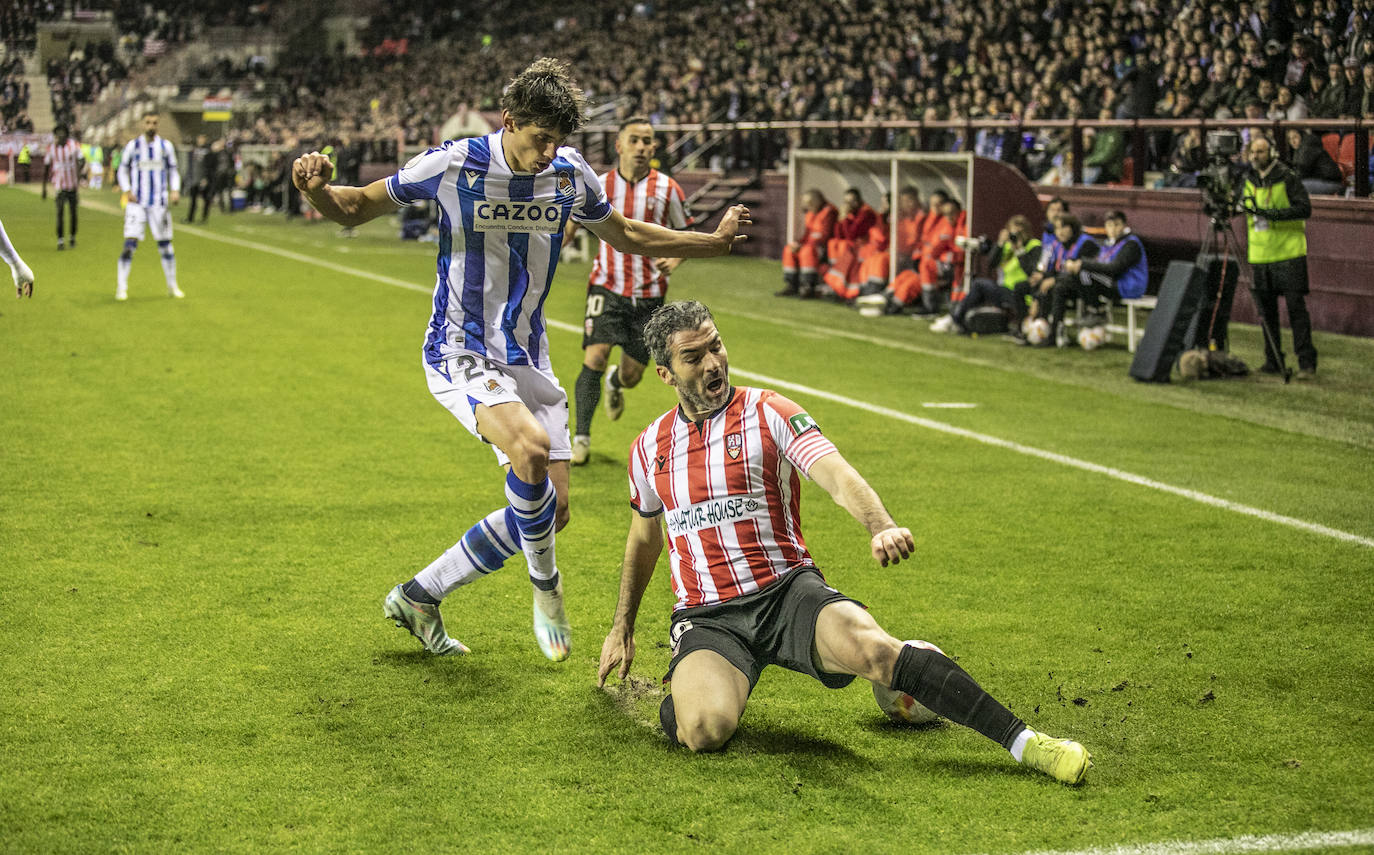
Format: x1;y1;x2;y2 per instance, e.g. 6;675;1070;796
412;508;521;600
1009;727;1035;762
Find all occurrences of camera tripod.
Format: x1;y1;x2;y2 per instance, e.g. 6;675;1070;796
1197;215;1292;383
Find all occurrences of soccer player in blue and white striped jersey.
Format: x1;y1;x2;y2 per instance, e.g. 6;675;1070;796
115;112;183;301
293;58;750;663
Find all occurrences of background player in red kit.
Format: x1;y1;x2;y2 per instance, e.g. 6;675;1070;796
569;117;695;465
597;300;1092;784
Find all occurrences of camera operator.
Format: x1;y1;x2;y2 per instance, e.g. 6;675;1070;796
1242;136;1317;380
930;215;1041;337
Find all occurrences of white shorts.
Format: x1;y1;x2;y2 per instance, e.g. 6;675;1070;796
124;202;173;242
424;353;571;467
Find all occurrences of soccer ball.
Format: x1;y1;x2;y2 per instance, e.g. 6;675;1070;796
1025;317;1051;345
1077;325;1108;351
872;640;945;725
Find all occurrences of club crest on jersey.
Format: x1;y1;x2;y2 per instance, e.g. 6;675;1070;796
726;433;742;460
474;200;562;233
485;379;501;392
555;172;574;198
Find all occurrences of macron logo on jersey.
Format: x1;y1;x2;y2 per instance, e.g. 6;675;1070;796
473;200;563;233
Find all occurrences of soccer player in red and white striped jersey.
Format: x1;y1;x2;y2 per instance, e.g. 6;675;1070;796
41;124;84;250
596;301;1092;784
569;117;695;466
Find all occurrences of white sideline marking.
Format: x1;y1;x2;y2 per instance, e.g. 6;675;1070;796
922;402;979;409
981;827;1374;855
721;366;1374;550
65;199;1374;551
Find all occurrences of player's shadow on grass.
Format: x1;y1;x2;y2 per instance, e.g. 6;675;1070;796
372;648;508;694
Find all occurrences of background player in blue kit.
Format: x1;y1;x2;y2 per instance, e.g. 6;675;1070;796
116;112;183;301
291;58;750;663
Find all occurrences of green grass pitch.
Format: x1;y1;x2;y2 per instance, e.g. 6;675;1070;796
2;186;1372;854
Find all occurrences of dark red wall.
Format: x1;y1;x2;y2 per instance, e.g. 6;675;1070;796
673;170;1374;337
1053;187;1374;337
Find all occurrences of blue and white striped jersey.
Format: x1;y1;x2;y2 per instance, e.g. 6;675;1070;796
116;135;181;207
386;130;612;369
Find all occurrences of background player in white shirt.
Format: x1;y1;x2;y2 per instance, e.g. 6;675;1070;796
116;112;183;300
597;301;1092;784
1;217;36;298
290;58;750;664
567;117;694;466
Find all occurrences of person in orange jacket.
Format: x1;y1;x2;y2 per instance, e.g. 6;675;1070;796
857;186;924;297
821;188;877;300
778;189;837;298
855;189;956;316
912;196;967;315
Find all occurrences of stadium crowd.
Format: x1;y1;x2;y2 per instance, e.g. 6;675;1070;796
215;0;1373;189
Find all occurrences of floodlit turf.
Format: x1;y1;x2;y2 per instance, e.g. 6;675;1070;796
2;187;1372;854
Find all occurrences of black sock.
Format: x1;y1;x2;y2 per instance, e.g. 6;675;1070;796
574;365;603;436
401;578;440;604
659;694;680;746
890;644;1025;750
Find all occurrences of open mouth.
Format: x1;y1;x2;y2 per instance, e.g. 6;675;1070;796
706;376;726;395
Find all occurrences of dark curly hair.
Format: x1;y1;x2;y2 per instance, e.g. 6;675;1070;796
500;57;589;136
643;301;716;369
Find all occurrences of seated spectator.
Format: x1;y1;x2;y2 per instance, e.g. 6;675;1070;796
1063;210;1149;319
930;215;1042;337
1308;71;1340;118
912;195;967;315
1033;214;1100;346
1286;129;1345;195
1362;62;1374;117
778;188;837;299
857;186;925;297
1339;58;1364;116
1081;107;1126;183
855;189;956;316
1167;127;1208;186
821;187;878;301
1269;84;1309;119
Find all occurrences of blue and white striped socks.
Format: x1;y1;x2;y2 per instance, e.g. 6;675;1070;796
412;507;522;600
408;472;558;602
504;470;558;585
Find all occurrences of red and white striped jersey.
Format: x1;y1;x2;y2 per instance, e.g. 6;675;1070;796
589;167;694;299
44;139;82;191
628;386;838;611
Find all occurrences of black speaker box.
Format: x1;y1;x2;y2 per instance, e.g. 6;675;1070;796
1129;260;1209;383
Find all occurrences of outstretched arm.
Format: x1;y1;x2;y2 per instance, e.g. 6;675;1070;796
807;451;914;566
0;218;34;298
598;511;665;687
292;152;398;227
585;204;750;259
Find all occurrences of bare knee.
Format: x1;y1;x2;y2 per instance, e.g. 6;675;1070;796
583;345;611;372
507;430;551;481
846;630;903;685
618;359;646;388
678;711;739;752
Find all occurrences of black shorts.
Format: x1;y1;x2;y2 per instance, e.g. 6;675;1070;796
581;285;662;366
663;566;863;692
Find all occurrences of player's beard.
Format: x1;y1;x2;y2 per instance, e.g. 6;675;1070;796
679;369;730;418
